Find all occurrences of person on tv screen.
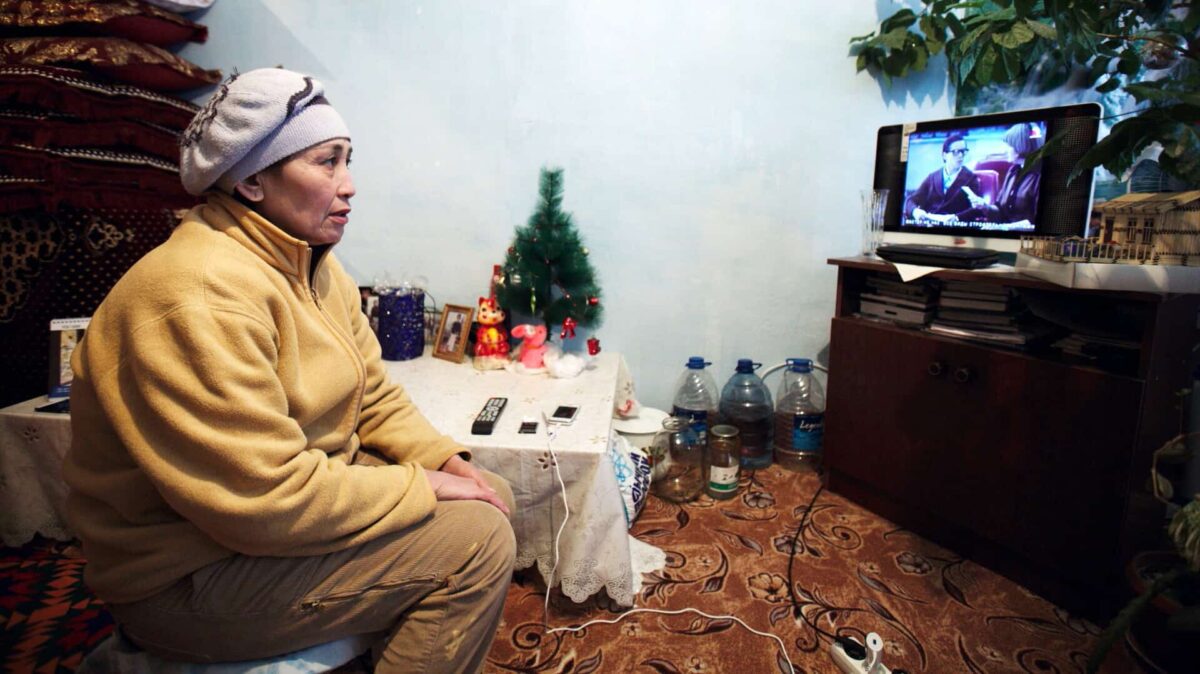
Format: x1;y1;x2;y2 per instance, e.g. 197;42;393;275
905;134;987;225
964;122;1044;229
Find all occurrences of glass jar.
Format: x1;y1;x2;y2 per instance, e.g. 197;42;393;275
651;416;707;503
707;424;741;500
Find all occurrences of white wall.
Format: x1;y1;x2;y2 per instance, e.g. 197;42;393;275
179;0;952;410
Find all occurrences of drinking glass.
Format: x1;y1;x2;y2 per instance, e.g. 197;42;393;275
860;188;890;256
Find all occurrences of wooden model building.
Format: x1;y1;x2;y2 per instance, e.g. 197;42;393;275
1021;191;1200;265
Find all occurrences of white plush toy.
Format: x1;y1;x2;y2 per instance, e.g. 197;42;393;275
543;345;588;378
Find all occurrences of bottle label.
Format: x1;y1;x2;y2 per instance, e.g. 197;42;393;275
672;406;709;443
791;413;824;452
708;465;739;491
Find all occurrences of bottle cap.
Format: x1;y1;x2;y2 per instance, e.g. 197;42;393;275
662;416;688;431
735;359;760;373
788;358;813;373
711;424;739;438
686;356;711;369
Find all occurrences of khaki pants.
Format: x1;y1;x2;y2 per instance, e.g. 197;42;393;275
109;466;516;674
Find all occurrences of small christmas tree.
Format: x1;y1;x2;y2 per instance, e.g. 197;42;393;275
495;167;602;340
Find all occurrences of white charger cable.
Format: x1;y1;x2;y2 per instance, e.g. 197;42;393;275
537;412;797;674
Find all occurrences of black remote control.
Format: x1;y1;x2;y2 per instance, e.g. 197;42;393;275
471;397;507;435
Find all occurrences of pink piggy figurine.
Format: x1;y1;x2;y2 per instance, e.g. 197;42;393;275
511;323;549;370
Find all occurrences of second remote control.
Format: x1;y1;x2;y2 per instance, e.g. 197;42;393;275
471;397;507;435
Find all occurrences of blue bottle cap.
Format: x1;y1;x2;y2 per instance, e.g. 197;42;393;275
787;358;812;373
735;359;760;373
686;356;711;369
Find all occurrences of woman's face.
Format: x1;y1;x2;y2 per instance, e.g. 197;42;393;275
253;138;355;245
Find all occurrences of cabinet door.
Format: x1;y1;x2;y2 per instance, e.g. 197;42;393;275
825;317;1142;581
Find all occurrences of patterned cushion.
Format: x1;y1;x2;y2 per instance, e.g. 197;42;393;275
0;65;197;127
0;144;195;212
0;0;207;47
0;108;181;161
0;36;220;91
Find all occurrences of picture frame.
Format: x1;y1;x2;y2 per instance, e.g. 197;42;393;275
433;303;474;363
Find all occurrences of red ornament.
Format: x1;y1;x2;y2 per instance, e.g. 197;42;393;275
560;316;577;339
587;296;599;306
587;337;601;355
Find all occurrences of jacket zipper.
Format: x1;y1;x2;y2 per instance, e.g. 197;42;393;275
303;249;366;436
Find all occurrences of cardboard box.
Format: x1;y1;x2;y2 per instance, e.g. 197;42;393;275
47;317;90;399
1015;253;1200;293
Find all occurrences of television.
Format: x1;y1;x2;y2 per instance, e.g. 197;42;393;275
874;103;1101;258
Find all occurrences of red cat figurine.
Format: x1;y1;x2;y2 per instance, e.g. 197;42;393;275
473;296;510;370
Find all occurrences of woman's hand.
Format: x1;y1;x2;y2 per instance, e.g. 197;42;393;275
426;457;509;515
440;454;492;492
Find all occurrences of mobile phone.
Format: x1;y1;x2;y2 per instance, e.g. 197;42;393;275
547;405;579;425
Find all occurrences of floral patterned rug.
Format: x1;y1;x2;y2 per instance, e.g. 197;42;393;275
484;466;1142;674
2;466;1142;673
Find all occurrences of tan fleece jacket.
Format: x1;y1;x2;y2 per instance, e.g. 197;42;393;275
62;193;464;604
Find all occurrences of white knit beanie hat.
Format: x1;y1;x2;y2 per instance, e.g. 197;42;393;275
179;67;351;196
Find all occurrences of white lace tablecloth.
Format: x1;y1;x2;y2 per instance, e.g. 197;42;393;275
387;350;661;606
0;397;74;546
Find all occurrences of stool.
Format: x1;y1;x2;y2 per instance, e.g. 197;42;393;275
77;627;376;674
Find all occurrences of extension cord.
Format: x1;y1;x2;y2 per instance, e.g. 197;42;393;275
830;633;892;674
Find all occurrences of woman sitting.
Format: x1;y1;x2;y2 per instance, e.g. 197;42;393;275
63;68;515;674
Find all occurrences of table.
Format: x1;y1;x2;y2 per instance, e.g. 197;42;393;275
0;396;73;546
0;352;663;606
386;350;662;606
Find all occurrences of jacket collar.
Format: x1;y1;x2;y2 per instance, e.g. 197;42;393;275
198;192;313;284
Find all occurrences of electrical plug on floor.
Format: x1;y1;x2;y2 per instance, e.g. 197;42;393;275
830;632;905;674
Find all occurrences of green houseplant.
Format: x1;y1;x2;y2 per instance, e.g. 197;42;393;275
849;0;1200;186
1084;433;1200;672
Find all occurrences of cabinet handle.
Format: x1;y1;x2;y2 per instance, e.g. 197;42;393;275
927;361;944;377
954;367;973;384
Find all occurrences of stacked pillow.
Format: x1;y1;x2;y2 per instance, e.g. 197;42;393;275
0;0;218;406
0;0;219;213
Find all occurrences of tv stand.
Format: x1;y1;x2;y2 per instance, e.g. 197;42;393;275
823;256;1199;618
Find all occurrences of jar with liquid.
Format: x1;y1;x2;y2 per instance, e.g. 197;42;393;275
706;424;741;500
651;416;707;503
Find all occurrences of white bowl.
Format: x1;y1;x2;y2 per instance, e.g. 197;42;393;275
612;407;668;449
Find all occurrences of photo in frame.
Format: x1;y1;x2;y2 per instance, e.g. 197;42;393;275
433;303;474;363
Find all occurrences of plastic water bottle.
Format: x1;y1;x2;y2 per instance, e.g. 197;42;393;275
773;358;825;471
671;356;719;446
718;359;774;469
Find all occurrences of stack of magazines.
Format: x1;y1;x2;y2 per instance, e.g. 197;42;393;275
1052;331;1140;372
927;281;1052;347
857;275;937;327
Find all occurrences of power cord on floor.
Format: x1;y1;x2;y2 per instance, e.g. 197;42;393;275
537;414;798;674
786;476;873;662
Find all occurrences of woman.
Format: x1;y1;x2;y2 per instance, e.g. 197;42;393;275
62;68;515;673
968;122;1044;228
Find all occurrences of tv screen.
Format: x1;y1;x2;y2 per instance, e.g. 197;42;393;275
874;103;1101;253
902;121;1046;234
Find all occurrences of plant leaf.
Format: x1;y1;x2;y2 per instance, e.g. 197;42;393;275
881;26;911;50
1023;18;1056;40
992;21;1036;48
1125;82;1200;108
881;9;919;34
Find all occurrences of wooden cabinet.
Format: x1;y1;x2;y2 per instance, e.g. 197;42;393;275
823;257;1199;617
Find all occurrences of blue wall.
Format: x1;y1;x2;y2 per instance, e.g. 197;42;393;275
180;0;952;410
